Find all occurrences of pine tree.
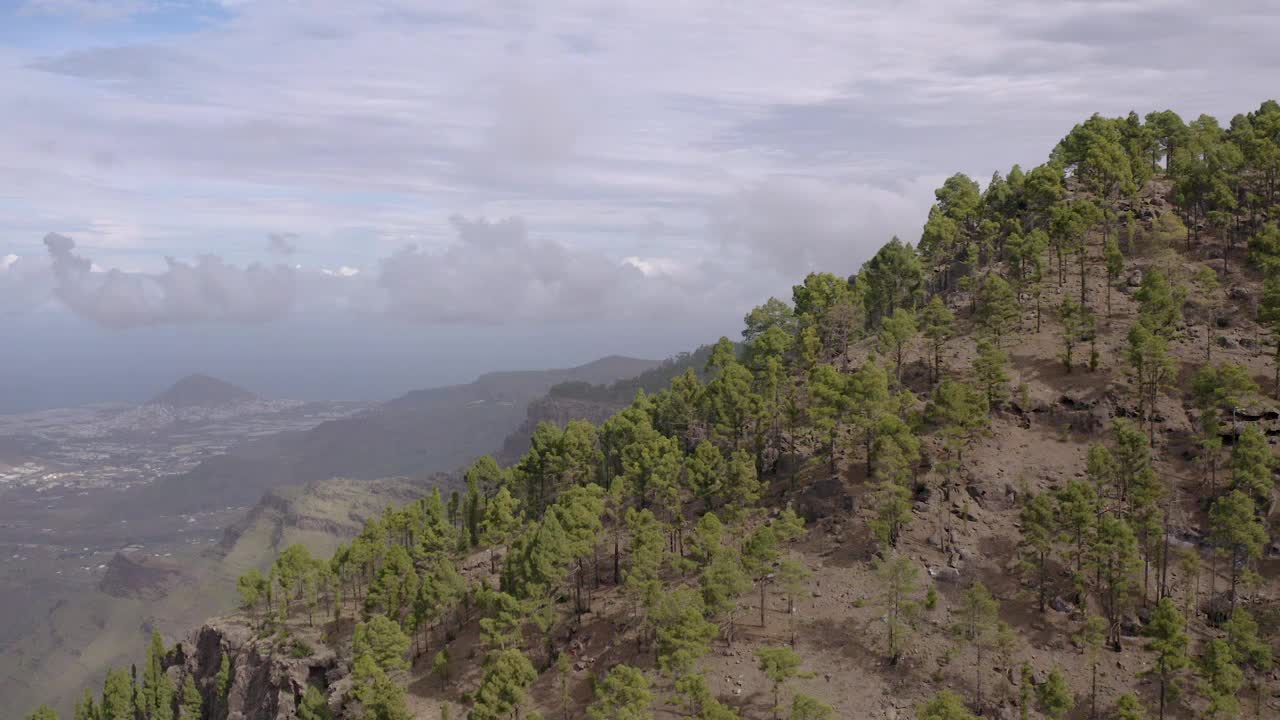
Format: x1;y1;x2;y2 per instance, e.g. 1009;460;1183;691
1055;479;1098;583
432;649;450;687
73;689;97;720
480;486;521;574
743;524;780;627
873;552;920;664
754;646;805;720
916;690;978;720
1197;639;1243;719
869;478;913;549
703;338;764;450
653;588;717;677
1077;614;1107;718
1230;425;1274;501
1085;443;1117;503
1207;490;1267;612
297;685;331;720
972;340;1010;408
1143;597;1190;720
699;541;750;645
722;450;761;524
586;665;652;720
1057;297;1095;372
1125;323;1177;445
1104;236;1124;318
684;441;726;510
353;615;410;674
1195;267;1225;360
177;675;201;720
100;667;134;720
468;648;536;720
879;307;918;380
1135;268;1185;338
1222;607;1273;720
352;653;410;720
1036;668;1073;720
808;364;851;474
1192;362;1258;491
1018;664;1034;720
1093;516;1141;649
977;274;1020;346
790;695;834;720
139;630;175;720
777;556;810;646
1260;276;1280;398
237;569;266;628
1019;492;1055;612
920;296;956;384
214;653;231;703
674;672;740;720
25;706;58;720
555;652;572;720
953;582;1010;706
624;507;665;629
1113;694;1145;720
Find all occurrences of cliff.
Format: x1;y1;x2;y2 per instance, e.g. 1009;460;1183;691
170;617;346;720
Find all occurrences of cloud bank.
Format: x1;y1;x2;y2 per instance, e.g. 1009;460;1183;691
43;233;297;327
2;0;1278;336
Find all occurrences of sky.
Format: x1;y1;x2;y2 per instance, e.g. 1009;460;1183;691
1;0;1278;411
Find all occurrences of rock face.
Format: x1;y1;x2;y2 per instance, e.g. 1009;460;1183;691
498;395;625;463
170;618;345;720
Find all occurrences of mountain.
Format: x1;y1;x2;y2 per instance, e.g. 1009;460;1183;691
148;374;259;408
107;355;658;517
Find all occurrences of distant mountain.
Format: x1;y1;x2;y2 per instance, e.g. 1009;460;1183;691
148;374;258;408
112;356;657;516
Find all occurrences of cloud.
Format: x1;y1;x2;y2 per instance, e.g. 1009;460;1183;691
3;0;1280;337
266;232;297;255
43;232;299;327
377;215;748;325
30;216;754;330
711;175;942;278
0;253;54;315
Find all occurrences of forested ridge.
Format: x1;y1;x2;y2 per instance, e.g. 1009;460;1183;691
31;101;1280;720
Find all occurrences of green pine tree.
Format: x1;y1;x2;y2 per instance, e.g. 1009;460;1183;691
1143;597;1190;720
586;665;653;720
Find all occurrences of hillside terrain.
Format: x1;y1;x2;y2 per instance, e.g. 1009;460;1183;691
3;358;654;716
25;103;1280;720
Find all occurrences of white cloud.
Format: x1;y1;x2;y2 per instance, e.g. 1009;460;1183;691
2;0;1279;331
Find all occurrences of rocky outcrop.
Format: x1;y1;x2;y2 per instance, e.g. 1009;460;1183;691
169;617;346;720
98;551;184;599
498;395;625;463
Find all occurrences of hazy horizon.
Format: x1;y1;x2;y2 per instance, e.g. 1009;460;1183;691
0;313;716;413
